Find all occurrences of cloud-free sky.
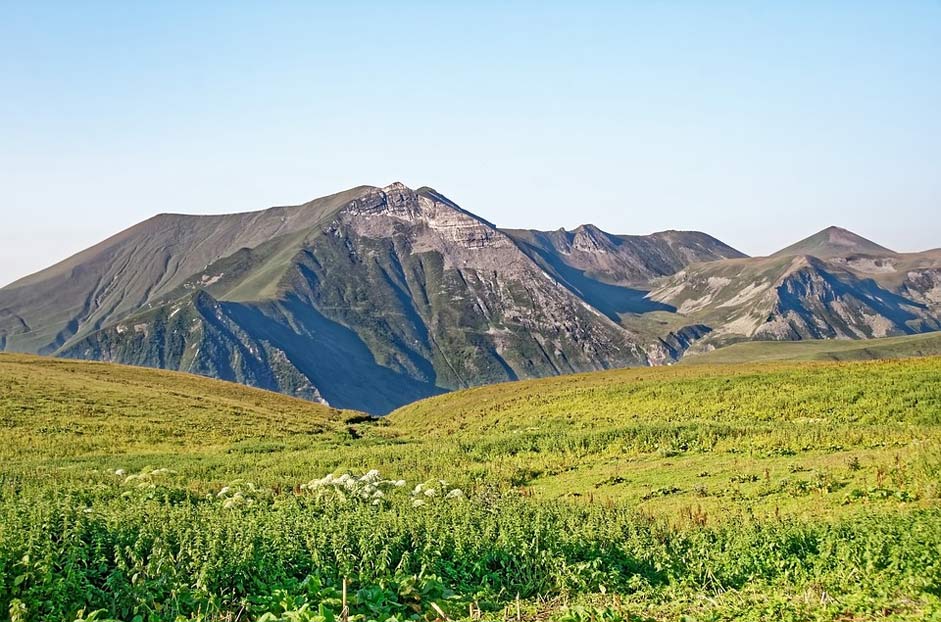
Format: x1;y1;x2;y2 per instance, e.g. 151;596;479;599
2;2;939;286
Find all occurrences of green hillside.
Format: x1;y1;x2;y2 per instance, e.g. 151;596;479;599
683;331;941;364
0;353;360;466
2;355;941;621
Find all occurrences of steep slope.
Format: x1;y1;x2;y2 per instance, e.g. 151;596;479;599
504;226;745;319
0;186;374;353
60;290;328;403
53;183;655;413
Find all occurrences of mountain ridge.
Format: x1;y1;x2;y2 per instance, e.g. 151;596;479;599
3;182;940;413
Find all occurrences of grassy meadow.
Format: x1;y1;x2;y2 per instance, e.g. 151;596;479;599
2;353;940;621
682;331;941;365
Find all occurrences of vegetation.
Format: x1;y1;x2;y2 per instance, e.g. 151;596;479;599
682;331;941;365
2;353;941;620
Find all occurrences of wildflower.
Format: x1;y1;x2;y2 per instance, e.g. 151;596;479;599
445;489;464;499
114;469;126;477
412;499;427;508
360;469;381;483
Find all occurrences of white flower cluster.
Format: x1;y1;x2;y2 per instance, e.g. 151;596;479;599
410;479;464;508
302;469;406;505
215;480;264;509
300;470;464;508
118;467;176;489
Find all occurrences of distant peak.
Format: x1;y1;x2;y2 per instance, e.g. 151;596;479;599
772;226;896;258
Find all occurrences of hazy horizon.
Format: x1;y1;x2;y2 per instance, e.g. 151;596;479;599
2;2;939;287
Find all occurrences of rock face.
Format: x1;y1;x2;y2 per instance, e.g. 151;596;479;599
64;290;326;403
648;246;941;352
2;183;940;413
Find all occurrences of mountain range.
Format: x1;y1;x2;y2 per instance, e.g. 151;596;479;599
2;182;939;413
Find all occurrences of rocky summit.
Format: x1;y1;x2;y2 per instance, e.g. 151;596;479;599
2;182;939;413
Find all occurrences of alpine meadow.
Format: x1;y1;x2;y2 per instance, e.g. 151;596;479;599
3;3;941;622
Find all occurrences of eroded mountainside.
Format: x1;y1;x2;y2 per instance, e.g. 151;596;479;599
3;185;939;412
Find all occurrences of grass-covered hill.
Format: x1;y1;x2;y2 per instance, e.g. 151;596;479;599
682;330;941;365
0;353;361;465
2;354;941;620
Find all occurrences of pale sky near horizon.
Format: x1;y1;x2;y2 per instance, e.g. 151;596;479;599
1;2;939;287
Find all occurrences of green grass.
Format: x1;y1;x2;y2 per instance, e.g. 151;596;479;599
0;353;360;464
2;353;941;621
682;331;941;364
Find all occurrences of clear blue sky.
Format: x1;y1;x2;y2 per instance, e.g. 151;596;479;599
2;2;939;286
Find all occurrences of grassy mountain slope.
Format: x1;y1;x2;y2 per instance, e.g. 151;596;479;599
0;352;358;464
683;330;941;364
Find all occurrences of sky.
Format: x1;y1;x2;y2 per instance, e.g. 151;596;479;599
1;1;939;287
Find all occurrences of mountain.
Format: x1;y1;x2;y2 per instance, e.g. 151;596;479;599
3;189;940;413
504;226;744;319
8;183;725;413
646;227;941;352
771;225;896;258
0;186;372;354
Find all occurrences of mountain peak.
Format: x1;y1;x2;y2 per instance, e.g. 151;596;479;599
772;226;896;258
